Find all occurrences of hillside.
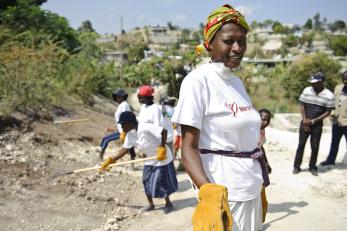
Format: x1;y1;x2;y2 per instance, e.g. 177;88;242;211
1;97;347;231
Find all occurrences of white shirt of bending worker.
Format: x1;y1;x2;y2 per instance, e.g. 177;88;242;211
138;102;174;143
161;104;175;143
115;100;131;133
138;103;163;126
123;123;173;167
172;62;263;202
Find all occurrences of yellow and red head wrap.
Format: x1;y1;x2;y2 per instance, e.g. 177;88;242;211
195;4;249;55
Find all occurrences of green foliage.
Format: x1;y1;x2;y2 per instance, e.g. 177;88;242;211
127;42;148;64
0;39;68;112
283;35;298;47
180;29;190;43
0;0;46;10
313;13;322;30
191;31;200;44
0;2;79;52
299;32;314;46
304;19;313;30
329;35;347;56
78;20;95;33
122;61;157;87
329;20;346;32
281;53;341;101
272;21;290;34
59;32;119;102
235;64;296;113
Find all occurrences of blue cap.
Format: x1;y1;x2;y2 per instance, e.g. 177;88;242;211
309;72;325;83
118;111;137;124
112;89;128;97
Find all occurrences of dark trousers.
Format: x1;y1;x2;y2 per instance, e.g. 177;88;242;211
100;132;136;159
294;122;323;169
100;132;120;150
129;147;136;160
326;123;347;164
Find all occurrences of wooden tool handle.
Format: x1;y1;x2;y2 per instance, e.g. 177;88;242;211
73;156;157;173
53;118;90;124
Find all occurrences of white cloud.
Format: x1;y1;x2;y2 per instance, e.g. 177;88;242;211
236;5;255;17
169;14;188;23
107;13;116;19
155;0;176;4
137;14;146;21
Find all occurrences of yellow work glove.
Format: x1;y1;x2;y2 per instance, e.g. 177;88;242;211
261;187;268;223
99;157;116;173
120;131;126;143
192;183;233;231
156;146;167;161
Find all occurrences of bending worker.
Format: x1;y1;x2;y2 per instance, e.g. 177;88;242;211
100;111;178;214
99;89;135;161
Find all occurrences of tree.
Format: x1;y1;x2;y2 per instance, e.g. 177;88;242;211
78;20;95;33
299;32;314;47
304;18;313;29
281;53;341;101
329;20;346;32
180;29;190;43
0;0;47;10
191;31;201;44
127;42;148;64
313;13;322;30
329;35;347;56
0;3;79;52
263;19;274;28
250;21;259;29
272;21;289;34
167;22;176;30
283;34;298;47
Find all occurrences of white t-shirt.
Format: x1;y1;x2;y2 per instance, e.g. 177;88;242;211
172;62;263;201
123;123;173;167
161;105;174;143
114;100;131;132
173;106;182;136
138;103;163;126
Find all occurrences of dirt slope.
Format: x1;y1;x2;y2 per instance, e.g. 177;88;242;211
1;101;347;231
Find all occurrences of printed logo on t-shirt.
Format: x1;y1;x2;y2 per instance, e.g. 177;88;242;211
225;102;256;116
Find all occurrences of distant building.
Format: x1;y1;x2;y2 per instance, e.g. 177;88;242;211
96;35;115;44
251;28;273;40
310;40;334;55
147;25;181;46
102;51;128;64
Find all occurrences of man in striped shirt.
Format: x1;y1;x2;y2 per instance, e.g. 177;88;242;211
293;72;335;176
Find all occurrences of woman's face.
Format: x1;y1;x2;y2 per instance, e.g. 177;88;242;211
209;22;247;69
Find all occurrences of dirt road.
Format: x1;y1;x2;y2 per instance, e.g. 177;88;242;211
1;105;346;231
122;127;347;231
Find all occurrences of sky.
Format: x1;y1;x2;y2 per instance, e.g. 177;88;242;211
42;0;347;35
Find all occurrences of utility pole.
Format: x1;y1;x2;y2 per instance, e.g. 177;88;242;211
120;16;123;79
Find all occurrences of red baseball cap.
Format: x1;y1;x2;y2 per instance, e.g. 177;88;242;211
137;85;154;97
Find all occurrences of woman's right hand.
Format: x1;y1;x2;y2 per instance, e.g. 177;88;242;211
192;183;233;231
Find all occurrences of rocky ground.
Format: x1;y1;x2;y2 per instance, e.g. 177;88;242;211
1;97;347;231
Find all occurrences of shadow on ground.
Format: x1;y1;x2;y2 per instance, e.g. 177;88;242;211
177;178;194;193
263;201;308;230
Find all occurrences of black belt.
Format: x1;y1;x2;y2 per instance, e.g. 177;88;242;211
199;148;270;187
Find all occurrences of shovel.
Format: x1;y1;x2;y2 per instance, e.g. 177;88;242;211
49;156;157;181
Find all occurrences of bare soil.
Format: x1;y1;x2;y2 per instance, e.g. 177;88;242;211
1;98;347;231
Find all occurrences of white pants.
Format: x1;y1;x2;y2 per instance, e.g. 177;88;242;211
229;194;263;231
